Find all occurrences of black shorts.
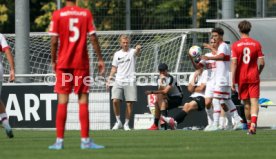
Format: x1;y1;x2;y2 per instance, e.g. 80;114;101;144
167;96;183;110
186;96;205;111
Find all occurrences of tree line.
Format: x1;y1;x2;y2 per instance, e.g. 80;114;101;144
0;0;269;33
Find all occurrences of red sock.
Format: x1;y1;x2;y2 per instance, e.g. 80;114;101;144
56;104;67;138
79;103;89;138
251;115;258;126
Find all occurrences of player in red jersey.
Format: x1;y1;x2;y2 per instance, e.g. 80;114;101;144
231;20;265;135
48;0;105;149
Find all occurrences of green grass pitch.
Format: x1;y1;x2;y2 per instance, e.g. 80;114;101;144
1;129;276;159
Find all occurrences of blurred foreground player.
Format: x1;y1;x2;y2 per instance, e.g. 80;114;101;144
0;33;15;138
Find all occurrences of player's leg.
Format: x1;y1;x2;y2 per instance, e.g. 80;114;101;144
124;101;133;131
73;69;104;149
148;95;161;130
159;96;168;130
78;93;90;140
244;101;251;129
216;86;243;130
123;82;137;131
163;96;204;130
111;82;123;130
204;97;214;129
204;83;214;128
163;96;183;130
0;81;13;138
0;100;13;138
247;83;260;134
204;97;221;131
49;69;72;150
48;93;69;150
219;108;227;130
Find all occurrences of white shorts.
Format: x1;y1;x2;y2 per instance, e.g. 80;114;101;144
111;81;137;101
213;85;231;99
205;81;215;98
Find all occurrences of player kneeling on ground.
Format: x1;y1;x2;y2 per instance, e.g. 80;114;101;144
162;68;207;130
146;63;183;130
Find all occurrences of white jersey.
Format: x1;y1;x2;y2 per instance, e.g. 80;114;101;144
189;70;208;97
112;48;137;82
0;33;9;80
199;52;216;84
215;42;231;86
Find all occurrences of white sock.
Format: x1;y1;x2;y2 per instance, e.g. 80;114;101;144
81;138;90;143
56;138;64;143
225;100;242;123
219;116;226;128
205;108;213;125
124;119;129;126
225;111;233;126
115;116;121;123
212;99;221;127
0;113;11;130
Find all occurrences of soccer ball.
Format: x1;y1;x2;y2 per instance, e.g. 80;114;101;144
189;45;202;57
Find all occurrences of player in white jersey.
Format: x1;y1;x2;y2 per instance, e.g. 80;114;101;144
0;33;15;138
201;28;242;131
189;38;217;130
161;69;208;129
107;35;141;131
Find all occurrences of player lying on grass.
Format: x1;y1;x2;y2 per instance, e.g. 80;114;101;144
161;68;207;129
146;63;183;130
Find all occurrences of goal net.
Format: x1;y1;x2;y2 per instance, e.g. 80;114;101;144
3;28;211;85
3;29;211;130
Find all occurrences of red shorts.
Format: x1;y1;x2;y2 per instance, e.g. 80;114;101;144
238;83;260;100
55;69;90;94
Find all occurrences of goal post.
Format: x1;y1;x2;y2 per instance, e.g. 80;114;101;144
3;29;211;130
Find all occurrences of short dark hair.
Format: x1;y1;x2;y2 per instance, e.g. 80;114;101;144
158;63;168;71
212;27;224;36
238;20;251;34
66;0;76;2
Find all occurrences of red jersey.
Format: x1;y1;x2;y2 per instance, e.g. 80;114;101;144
48;6;96;69
231;37;264;84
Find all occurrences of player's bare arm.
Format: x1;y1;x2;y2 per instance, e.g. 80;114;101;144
107;66;117;89
135;44;142;56
231;58;237;91
90;34;105;76
145;85;172;95
203;43;217;53
50;36;58;72
187;76;196;93
4;48;15;82
201;53;224;61
258;57;265;75
194;83;206;93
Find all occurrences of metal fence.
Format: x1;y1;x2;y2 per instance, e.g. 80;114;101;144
87;0;276;31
